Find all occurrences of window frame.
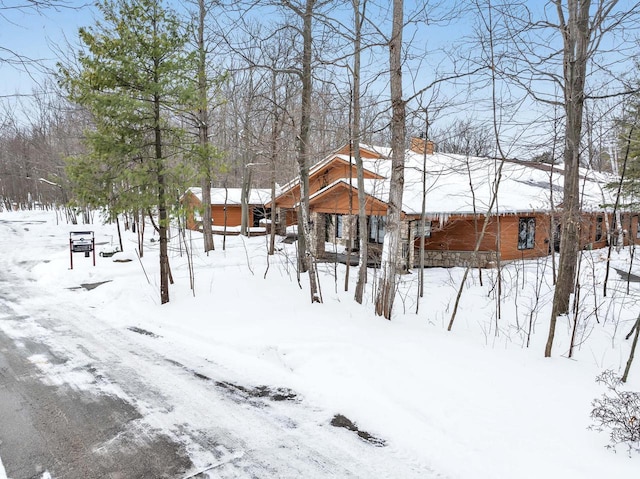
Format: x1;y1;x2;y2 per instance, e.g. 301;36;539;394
517;217;536;250
335;214;343;238
595;216;604;242
369;215;386;244
414;221;431;238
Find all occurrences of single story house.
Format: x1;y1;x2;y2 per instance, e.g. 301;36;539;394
269;138;631;268
182;187;274;234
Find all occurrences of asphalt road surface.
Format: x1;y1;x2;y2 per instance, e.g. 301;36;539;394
0;330;192;479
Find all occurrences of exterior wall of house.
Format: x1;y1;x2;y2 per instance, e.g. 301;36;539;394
211;205;244;228
412;213;553;267
275;188;301;209
317;213;410;270
323;214;359;250
310;189;388;217
600;212;640;248
417;216;500;252
336;144;381;159
411;211;625;268
273;157;382;216
183;192;257;231
310;163;377;194
498;214;552;261
418;250;500;268
627;214;640;246
579;212;610;250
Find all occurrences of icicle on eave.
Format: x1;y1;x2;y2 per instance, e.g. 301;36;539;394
425;213;450;229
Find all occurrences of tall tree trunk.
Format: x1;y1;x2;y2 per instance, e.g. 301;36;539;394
198;0;214;253
116;214;124;253
545;0;590;357
353;0;368;304
296;0;321;303
155;92;169;305
241;164;252;236
375;0;405;319
417;115;428;309
268;136;278;255
240;73;255;238
268;71;280;256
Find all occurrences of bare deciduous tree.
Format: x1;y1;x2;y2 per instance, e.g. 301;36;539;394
545;0;638;357
375;0;405;319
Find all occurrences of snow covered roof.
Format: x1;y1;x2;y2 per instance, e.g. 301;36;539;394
303;148;617;216
401;151;615;216
186;187;274;206
278;143;391;193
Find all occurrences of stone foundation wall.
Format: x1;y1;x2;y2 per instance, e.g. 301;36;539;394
414;250;500;268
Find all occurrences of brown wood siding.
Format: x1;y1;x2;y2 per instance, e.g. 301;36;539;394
630;214;640;246
498;214;551;261
211;205;250;227
183;192;261;231
309;162;380;194
419;216;499;252
415;213;552;261
579;212;610;249
336;144;382;159
415;211;620;263
309;183;388;216
274;157;382;209
276;186;301;209
282;209;298;226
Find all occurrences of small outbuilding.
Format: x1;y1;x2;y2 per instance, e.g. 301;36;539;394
182;187;273;234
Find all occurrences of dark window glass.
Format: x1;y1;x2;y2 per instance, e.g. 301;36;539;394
518;217;536;250
369;216;385;244
595;216;603;242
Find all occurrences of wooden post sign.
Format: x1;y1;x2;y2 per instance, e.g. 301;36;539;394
69;231;96;269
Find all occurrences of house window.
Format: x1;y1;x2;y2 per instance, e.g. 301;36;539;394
517;217;536;250
636;215;640;239
414;221;431;238
369;216;385;244
596;216;604;242
336;214;343;238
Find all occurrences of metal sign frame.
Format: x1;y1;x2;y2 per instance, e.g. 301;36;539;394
69;231;95;269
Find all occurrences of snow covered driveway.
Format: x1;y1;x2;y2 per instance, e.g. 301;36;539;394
0;215;434;478
4;211;639;479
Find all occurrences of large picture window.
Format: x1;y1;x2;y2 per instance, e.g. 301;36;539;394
369;216;385;244
518;217;536;250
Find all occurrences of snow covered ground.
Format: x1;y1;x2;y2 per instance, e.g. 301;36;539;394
0;209;639;478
